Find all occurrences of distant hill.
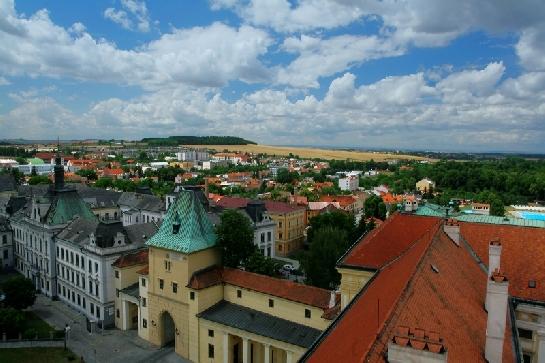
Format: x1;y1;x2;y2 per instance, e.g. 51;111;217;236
141;136;256;146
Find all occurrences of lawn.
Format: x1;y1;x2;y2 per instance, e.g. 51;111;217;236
0;348;77;363
23;311;57;339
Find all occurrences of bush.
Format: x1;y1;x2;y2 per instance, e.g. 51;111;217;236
23;328;38;340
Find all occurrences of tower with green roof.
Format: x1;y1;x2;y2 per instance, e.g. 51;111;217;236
145;190;221;359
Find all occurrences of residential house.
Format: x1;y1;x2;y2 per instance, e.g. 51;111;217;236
416;178;435;193
118;189;165;226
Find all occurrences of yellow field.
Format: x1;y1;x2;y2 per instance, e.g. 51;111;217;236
186;144;428;161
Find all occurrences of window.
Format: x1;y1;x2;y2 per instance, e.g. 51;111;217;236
116;309;120;318
261;233;265;242
88;260;92;273
141;278;146;287
96;307;100;319
172;282;178;294
3;250;7;259
70;252;73;264
116;289;119;298
142;298;147;307
142;319;147;328
523;354;532;363
115;270;119;278
267;231;272;241
208;344;215;358
88;281;92;294
95;284;99;297
190;291;195;300
279;233;283;240
237;289;242;298
305;309;311;318
90;303;94;314
518;328;533;340
94;262;98;273
159;279;164;290
208;329;214;337
82;298;86;309
269;299;274;308
164;260;171;272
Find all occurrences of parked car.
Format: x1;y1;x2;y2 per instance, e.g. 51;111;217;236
282;264;295;272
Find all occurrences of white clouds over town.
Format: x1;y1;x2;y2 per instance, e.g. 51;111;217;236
0;0;545;151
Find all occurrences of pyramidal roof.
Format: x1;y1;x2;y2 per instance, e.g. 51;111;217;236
146;190;216;254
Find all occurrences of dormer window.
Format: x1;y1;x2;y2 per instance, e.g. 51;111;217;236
172;212;181;234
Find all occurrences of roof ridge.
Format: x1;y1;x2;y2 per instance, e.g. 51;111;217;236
364;221;443;360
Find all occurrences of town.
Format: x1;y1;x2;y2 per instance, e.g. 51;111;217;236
0;139;544;362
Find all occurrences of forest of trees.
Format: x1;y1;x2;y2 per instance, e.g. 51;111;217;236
359;158;545;206
141;136;256;146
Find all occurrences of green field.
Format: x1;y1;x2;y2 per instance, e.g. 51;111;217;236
0;348;77;363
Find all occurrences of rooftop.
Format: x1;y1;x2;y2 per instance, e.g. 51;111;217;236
198;301;322;348
146;190;216;254
112;248;148;268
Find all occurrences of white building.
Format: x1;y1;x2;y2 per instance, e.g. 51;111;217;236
338;175;359;192
176;149;209;162
55;218;156;328
118;190;165;227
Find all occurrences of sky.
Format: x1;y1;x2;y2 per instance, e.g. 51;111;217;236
0;0;544;153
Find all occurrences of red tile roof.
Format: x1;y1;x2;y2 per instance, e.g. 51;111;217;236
319;195;356;208
188;266;335;312
215;196;250;209
304;220;515;363
461;222;545;302
340;214;439;269
112;249;148;268
264;200;305;213
136;265;149;275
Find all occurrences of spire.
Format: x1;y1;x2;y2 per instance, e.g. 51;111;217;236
54;137;64;191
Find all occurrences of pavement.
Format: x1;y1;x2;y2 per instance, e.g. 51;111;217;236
29;294;190;363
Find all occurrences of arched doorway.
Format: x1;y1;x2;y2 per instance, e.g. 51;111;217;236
160;311;176;347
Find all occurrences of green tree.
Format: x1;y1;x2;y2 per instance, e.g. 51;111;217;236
307;210;356;244
28;175;51;185
364;195;387;220
216;209;256;267
303;227;349;289
245;252;279;277
0;308;25;336
1;276;36;310
76;169;98;180
95;178;114;188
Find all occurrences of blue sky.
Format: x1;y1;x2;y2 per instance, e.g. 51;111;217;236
1;0;544;152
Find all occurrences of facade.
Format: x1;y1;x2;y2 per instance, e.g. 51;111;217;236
263;201;305;257
11;153;97;297
0;216;14;270
118;190;165;226
338;176;359;192
416;178;435;193
55;218;156;327
114;190;339;362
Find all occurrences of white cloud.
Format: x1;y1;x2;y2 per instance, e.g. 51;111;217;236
104;0;150;32
5;62;544;152
0;2;272;89
0;76;10;85
277;34;403;88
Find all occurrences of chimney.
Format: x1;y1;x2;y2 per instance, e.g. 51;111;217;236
328;291;336;309
388;326;447;363
485;271;509;363
486;240;502;311
443;219;460;246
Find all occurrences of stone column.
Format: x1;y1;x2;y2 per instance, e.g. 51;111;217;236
264;344;271;363
286;350;293;363
537;330;545;363
223;332;229;363
242;337;250;363
122;300;129;330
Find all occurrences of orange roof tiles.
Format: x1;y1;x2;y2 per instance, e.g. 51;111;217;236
188;267;334;311
304;218;515;363
340;214;439;269
112;249;148;268
319;195;356;208
460;222;545;302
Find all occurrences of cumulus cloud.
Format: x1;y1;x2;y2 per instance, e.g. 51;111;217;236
4;63;544;152
0;2;272;89
104;0;150;32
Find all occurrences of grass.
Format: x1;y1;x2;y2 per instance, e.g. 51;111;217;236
0;348;77;363
185;144;430;162
23;311;56;339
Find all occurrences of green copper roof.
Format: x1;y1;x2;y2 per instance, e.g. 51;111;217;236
414;203;458;217
146;190;216;254
454;214;545;228
47;190;97;225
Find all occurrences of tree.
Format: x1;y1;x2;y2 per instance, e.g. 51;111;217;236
28;175;51;185
303;227;349;289
76;169;98;180
364;195;387;220
1;276;36;309
245;251;279;277
216;209;256;267
307;210;356;244
489;197;505;216
276;168;299;184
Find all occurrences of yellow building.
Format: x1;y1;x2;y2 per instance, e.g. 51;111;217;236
264;201;305;257
114;190;338;362
415;177;435;193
